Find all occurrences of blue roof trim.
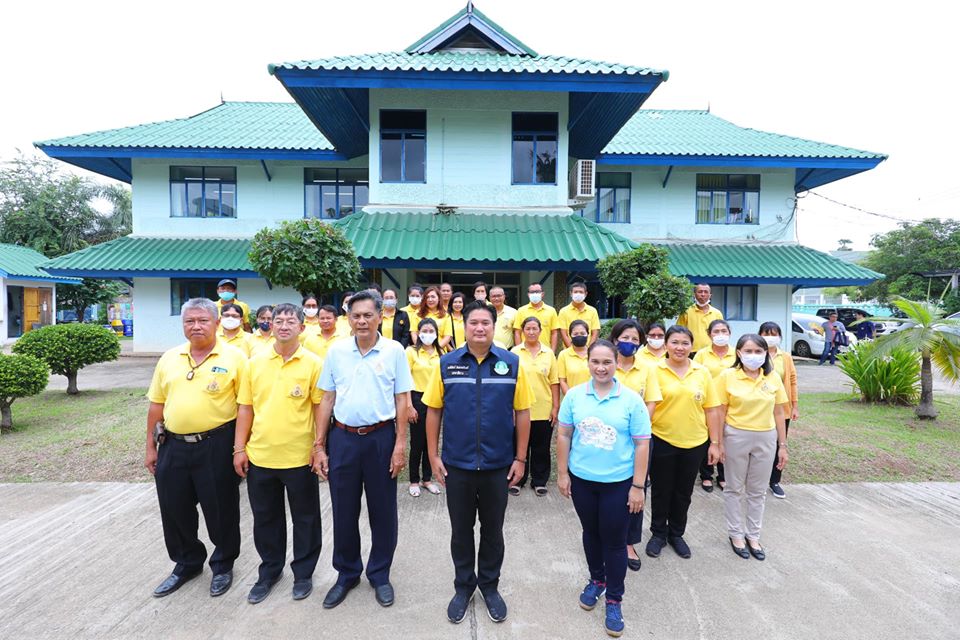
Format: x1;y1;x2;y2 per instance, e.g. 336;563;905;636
0;268;81;285
42;268;260;279
358;258;601;272
682;276;879;287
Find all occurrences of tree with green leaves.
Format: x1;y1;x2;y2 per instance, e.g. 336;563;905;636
596;245;692;325
13;324;121;395
837;238;853;251
862;219;960;303
860;298;960;419
249;219;362;297
0;353;48;433
57;278;125;323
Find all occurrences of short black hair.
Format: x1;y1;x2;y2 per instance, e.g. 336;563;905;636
568;319;589;335
273;302;304;323
463;300;496;324
588;339;617;358
255;304;274;318
610;318;645;345
473;281;488;293
319;304;338;315
520;315;541;330
758;321;782;336
302;294;320;306
219;303;244;317
707;319;731;336
408;283;424;295
367;282;382;293
347;290;382;312
569;281;587;293
665;324;695;344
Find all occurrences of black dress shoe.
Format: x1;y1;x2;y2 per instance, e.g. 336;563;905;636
247;574;281;605
668;535;692;559
209;571;233;597
374;582;395;607
729;537;750;559
447;591;475;624
293;578;313;600
322;577;360;609
480;589;508;623
747;543;766;561
627;546;642;571
644;536;666;558
700;479;714;493
153;569;201;598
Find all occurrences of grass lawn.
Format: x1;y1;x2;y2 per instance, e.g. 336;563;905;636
1;389;958;484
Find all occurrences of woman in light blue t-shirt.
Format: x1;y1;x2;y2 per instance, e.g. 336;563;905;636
557;339;651;638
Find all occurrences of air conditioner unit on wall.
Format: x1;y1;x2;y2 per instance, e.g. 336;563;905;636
569;159;596;201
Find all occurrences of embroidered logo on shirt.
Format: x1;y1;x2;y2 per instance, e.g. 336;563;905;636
576;417;617;450
761;383;774;394
494;361;509;376
290;385;303;398
693;391;704;403
206;380;221;393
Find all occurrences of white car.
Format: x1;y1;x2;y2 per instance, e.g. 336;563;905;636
791;313;858;358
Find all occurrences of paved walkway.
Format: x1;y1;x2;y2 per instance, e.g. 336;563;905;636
1;481;957;639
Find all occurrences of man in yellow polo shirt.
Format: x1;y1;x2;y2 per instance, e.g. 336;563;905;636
676;284;724;352
512;282;558;351
557;282;601;347
489;286;517;349
302;305;343;363
214;279;252;332
217;303;253;357
145;298;248;599
234;303;325;605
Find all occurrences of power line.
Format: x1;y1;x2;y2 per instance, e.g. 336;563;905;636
806;191;921;223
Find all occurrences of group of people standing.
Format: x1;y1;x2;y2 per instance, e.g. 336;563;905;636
144;277;798;639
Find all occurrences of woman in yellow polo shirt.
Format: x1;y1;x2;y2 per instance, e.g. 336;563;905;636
645;325;720;561
715;334;789;561
412;286;447;345
249;305;276;356
440;292;466;352
301;294;322;340
217;303;253;357
759;322;798;500
637;322;667;364
511;317;560;496
693;319;735;493
405;318;442;498
558;319;591;393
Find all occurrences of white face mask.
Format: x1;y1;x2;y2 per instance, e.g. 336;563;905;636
419;332;437;345
383;299;397;309
712;334;730;347
697;298;712;308
529;292;543;304
740;353;767;371
475;293;486;301
221;317;242;331
765;336;781;348
647;338;665;350
571;293;586;304
303;307;319;318
409;296;422;306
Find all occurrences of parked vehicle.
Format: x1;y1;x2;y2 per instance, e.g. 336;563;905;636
792;312;858;358
814;307;895;335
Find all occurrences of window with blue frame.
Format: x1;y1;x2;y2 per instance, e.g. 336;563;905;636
696;174;760;224
588;173;631;223
380;111;426;183
709;285;757;321
170;279;220;315
304;168;369;219
512;112;558;184
170;166;236;218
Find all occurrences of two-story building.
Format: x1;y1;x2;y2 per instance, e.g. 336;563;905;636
37;3;884;352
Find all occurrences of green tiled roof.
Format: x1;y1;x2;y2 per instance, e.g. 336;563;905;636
42;237;257;276
660;242;883;285
36;102;333;151
269;51;665;79
0;243;80;283
604;110;886;159
405;4;538;56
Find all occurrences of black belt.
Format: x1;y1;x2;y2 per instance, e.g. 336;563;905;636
167;420;236;443
334;419;394;435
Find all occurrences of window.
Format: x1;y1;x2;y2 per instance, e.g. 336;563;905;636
170;166;236;218
304;168;369;219
709;285;757;321
588;173;631;223
170;279;219;315
512;112;558;184
380;110;426;183
696;174;759;224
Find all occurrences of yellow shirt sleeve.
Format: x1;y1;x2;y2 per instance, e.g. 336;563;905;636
693;348;706;365
513;363;534;410
548;354;559;385
644;365;662;403
237;357;254;406
588;308;601;332
702;371;720;409
310;357;325;403
422;364;445;408
772;373;789;405
557;351;568;379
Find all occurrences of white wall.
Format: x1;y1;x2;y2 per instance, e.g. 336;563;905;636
594;165;797;242
1;279;58;343
368;89;569;210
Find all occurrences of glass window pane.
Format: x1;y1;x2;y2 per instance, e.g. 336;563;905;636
728;174;747;189
219;183;235;217
535;136;557;184
171;166;202;181
741;286;756;320
186;182;203;217
597;188;615;223
203;183;220;217
381;133;402;182
697;174;726;190
355;184;369;208
306;168;337;183
339;168;368;184
512;135;534;183
321;185;337;219
339;187;355;217
404;134;426;182
381;110;425;130
711;191;727;224
696;190;711;223
204;167;236;182
614;188;630;222
712;287;727;317
745;175;761;190
744;192;759;224
171;182;188;217
729;191;744;223
597;172;630;188
305;184;320;218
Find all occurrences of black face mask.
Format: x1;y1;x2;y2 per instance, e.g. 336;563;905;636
571;335;588;347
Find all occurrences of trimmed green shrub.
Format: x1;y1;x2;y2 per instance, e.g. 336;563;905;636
599;318;619;341
838;340;920;405
596;245;692;325
0;353;48;432
13;323;120;395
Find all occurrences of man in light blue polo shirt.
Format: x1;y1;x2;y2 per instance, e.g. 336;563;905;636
313;290;413;610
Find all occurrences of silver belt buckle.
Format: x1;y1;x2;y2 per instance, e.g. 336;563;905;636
356;426;369;436
184;434;201;443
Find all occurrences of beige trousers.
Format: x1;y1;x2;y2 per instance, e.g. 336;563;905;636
722;425;777;541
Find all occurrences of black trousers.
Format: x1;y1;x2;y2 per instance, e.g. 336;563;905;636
649;435;708;540
769;420;790;485
570;474;631;602
445;465;509;595
154;426;240;576
626;444;652;546
519;419;553;488
408;391;431;484
700;459;725;483
247;463;322;582
328;422;398;587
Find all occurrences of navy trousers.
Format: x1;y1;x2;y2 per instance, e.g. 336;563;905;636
570;473;631;602
445;465;510;595
327;422;398;587
154;426;241;576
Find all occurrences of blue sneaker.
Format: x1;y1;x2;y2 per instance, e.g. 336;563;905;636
579;580;605;611
605;600;624;637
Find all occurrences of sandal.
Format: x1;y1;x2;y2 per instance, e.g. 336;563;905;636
423;482;441;495
534;486;548;497
408;484;421;498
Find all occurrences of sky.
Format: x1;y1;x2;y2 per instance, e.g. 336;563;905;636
2;0;957;252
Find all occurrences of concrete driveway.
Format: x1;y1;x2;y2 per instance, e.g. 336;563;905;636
1;481;957;639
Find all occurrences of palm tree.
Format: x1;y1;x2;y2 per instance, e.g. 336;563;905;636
861;298;960;419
